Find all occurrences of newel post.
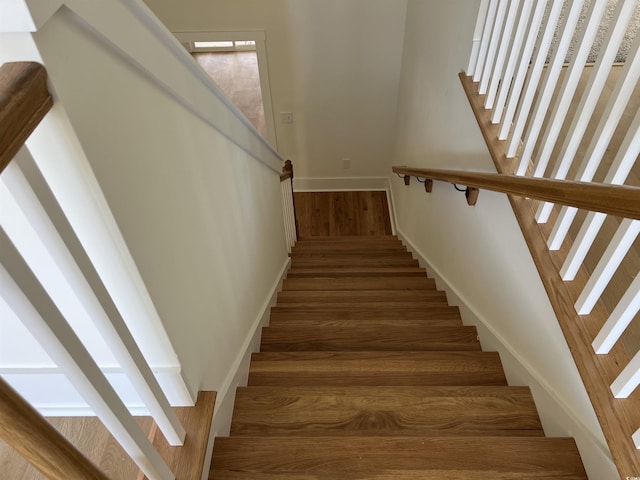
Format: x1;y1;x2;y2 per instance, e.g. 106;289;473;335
283;159;293;178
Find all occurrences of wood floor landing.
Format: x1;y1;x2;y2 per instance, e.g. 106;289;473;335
293;191;392;237
210;236;587;479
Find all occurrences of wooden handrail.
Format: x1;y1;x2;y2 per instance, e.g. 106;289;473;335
392;166;640;220
0;377;109;480
0;62;53;174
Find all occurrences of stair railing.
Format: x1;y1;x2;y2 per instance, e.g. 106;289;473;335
0;62;184;480
281;159;299;252
448;1;640;478
393;166;640;219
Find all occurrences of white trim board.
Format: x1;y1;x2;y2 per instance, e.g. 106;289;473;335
2;368;191;416
293;176;390;192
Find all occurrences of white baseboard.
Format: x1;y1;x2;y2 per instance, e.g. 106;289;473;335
210;256;291;436
293;176;389;192
202;255;291;480
396;229;616;477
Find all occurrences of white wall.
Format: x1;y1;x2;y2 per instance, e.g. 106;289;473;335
142;0;408;182
389;1;617;479
1;1;290;412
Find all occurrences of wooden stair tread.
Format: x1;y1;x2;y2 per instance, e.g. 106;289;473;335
210;234;587;478
269;316;462;328
282;277;436;290
271;301;450;311
277;290;446;303
270;306;461;321
291;256;419;267
211;436;587;479
286;267;428;277
292;244;407;252
231;386;543;436
292;250;412;257
297;235;400;242
248;351;507;386
260;326;480;351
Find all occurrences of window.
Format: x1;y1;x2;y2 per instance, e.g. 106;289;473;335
194;41;234;49
191;40;257;52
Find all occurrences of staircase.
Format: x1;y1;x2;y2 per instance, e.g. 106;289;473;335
210;235;588;479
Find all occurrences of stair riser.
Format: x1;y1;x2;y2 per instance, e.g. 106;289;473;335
269;318;462;328
260;326;480;352
296;236;400;242
292;245;407;253
291;258;419;267
286;269;428;278
277;291;446;303
282;277;436;290
270;302;451;311
269;308;461;321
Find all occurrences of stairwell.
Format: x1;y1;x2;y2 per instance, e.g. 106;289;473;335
210;235;588;479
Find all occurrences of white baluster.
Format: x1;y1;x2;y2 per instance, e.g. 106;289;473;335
610;350;640;398
290;187;297;243
546;31;640;249
281;179;296;252
575;219;640;315
485;0;523;109
287;185;293;250
516;0;586;173
25;104;181;374
280;181;289;252
284;183;294;251
492;0;535;125
536;0;640;223
592;274;640;354
522;0;609;178
468;0;491;77
0;161;185;445
0;245;174;480
474;0;501;83
561;106;640;278
506;0;564;156
479;0;510;95
633;427;640;449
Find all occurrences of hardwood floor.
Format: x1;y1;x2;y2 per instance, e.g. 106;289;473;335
193;52;266;137
294;191;393;237
0;417;152;480
0;392;216;480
